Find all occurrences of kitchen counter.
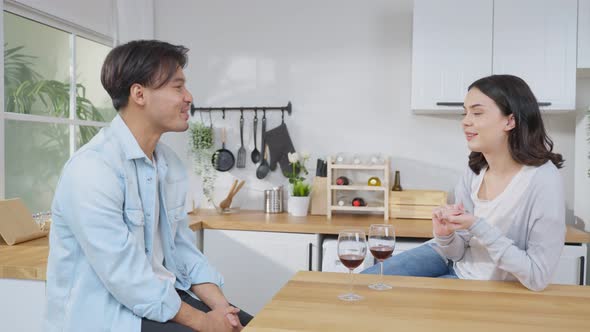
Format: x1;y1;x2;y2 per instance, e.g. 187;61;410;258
188;209;590;243
245;271;590;332
188;209;434;237
2;210;589;281
0;236;48;280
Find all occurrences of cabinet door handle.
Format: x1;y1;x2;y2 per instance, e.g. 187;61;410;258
579;256;585;286
437;102;552;107
436;102;464;107
308;243;313;271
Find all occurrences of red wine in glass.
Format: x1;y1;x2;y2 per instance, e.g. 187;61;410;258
339;254;365;269
337;230;367;301
368;224;395;291
370;245;394;261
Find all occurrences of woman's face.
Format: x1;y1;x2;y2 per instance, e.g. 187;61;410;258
462;87;515;154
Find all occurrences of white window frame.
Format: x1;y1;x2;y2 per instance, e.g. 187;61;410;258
0;0;114;200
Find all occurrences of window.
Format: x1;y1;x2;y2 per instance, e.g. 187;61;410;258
2;11;114;213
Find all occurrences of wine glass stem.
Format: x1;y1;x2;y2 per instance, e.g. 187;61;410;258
380;261;384;284
349;269;354;295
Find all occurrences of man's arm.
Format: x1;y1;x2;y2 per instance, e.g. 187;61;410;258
54;153;181;322
191;283;230;310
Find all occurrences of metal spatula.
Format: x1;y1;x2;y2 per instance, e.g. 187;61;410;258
237;113;246;168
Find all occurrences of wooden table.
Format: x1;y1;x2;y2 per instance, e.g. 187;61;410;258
245;271;590;332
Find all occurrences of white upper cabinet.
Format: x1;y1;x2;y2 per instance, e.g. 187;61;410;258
579;0;590;68
411;0;493;112
412;0;578;112
493;0;578;111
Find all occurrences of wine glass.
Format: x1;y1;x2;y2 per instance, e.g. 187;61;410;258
337;230;367;301
368;224;395;290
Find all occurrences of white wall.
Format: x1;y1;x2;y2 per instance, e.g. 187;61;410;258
155;0;577;219
575;77;590;231
114;0;154;44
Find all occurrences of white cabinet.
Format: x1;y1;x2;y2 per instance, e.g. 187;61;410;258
412;0;578;112
0;279;45;332
493;0;577;111
203;229;320;315
411;0;493;112
552;244;587;285
579;0;590;68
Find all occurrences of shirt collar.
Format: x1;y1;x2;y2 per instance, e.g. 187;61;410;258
110;114;148;161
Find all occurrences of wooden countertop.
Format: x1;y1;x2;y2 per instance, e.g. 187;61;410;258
0;236;47;281
188;209;433;238
2;210;589;281
245;271;590;332
189;209;590;243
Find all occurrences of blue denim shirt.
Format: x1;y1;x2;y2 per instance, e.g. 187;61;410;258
45;115;223;332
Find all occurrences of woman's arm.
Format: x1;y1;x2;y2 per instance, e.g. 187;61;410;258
446;168;566;291
433;168;475;261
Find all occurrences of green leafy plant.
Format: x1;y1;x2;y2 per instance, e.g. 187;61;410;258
4;44;107;212
189;121;213;151
189;122;217;203
4;44;105;143
285;152;311;197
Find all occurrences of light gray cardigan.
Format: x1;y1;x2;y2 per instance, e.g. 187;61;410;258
433;161;566;291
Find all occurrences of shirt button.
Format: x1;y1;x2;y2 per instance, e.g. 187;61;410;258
146;212;151;217
147;177;152;182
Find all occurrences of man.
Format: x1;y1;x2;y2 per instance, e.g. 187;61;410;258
45;40;252;332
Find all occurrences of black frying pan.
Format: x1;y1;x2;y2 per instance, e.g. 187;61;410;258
212;127;235;172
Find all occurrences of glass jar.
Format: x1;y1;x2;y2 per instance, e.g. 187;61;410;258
334;153;348;164
336;193;352;207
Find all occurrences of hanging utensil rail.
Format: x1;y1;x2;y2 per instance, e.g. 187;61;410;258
190;101;292;119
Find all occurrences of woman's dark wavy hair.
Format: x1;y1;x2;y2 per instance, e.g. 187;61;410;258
467;75;564;174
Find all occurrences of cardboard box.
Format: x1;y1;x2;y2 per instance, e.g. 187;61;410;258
0;198;48;245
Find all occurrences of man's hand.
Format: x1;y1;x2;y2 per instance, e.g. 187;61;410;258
191;284;244;331
198;306;238;332
218;305;243;331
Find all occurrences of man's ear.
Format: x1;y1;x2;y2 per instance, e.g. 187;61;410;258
505;114;516;131
129;83;146;107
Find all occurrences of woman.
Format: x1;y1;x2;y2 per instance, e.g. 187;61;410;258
362;75;565;291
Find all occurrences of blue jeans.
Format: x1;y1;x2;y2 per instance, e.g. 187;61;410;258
361;243;458;279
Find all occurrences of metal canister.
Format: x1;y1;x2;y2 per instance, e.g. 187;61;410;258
264;186;283;213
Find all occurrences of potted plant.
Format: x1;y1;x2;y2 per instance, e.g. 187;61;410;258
285;152;311;216
189;121;217;205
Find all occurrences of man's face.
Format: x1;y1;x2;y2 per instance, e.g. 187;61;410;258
143;67;193;133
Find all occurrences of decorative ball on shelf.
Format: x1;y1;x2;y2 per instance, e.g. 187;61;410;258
352;197;366;207
336;176;350;185
367;177;381;186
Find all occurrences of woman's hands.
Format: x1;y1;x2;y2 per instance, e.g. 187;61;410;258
432;203;477;237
